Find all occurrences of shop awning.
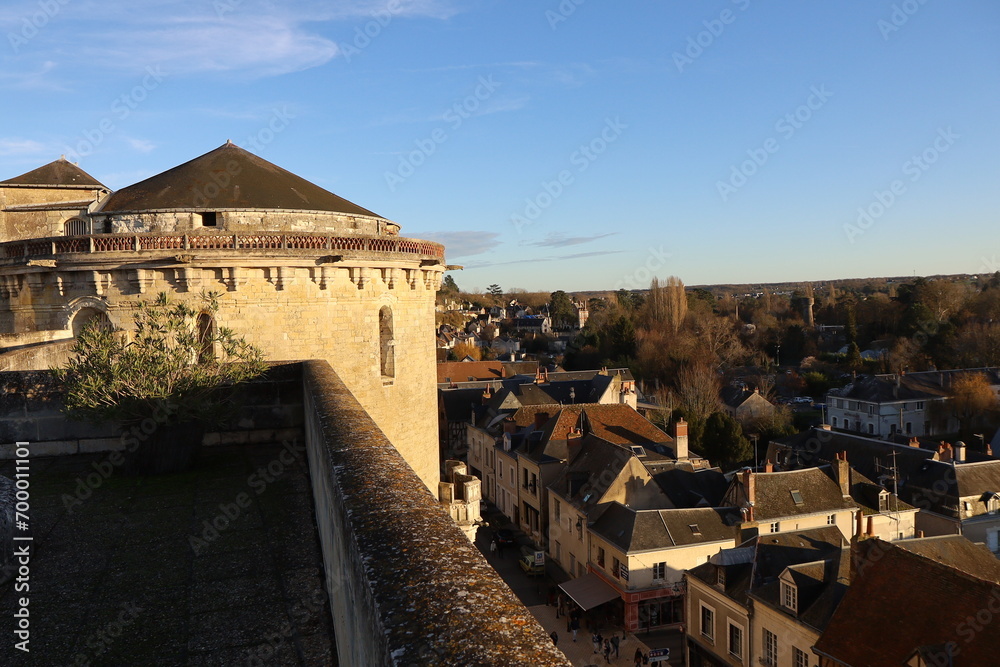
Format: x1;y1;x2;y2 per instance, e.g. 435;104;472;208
559;573;620;611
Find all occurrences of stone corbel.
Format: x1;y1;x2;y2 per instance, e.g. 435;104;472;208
130;268;154;295
223;267;245;292
269;266;293;291
177;267;201;293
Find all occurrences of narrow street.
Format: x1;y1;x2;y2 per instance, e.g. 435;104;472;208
474;511;684;666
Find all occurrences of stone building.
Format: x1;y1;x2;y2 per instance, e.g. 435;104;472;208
0;143;446;491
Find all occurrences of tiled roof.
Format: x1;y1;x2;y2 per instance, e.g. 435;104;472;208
437;361;506;383
590;503;739;553
1;156;107;189
895;534;1000;583
829;368;1000;404
814;540;1000;666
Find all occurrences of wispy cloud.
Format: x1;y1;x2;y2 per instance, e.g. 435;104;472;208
522;232;617;248
463;249;624;269
0;138;48;157
409;230;502;258
127;138;156;153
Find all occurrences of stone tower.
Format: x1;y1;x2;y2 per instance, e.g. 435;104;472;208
0;143;446;491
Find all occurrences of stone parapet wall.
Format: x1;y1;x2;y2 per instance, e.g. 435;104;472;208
99;209;395;236
302;360;571;667
0;363;305;459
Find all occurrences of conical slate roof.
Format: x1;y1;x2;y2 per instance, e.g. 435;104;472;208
0;157;107;189
98;142;380;217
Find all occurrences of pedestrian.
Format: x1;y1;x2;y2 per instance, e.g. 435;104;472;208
611;634;620;658
634;647;643;666
490;539;497;557
550;631;558;646
592;631;601;654
570;615;580;641
603;639;611;663
555;593;563;618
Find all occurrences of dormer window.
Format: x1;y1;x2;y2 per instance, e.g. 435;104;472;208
987;494;1000;514
879;491;890;512
781;581;797;613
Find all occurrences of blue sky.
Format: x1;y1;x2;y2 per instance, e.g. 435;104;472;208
1;1;998;291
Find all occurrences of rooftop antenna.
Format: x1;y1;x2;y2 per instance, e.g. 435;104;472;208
874;450;902;528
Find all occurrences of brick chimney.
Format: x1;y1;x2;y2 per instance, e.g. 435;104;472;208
835;451;851;497
566;428;583;460
764;460;774;473
938;442;952;463
854;508;864;539
909;437;920;448
481;387;493;405
674;419;689;460
866;516;875;538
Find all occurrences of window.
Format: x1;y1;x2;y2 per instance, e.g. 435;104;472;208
827;514;836;525
652;562;666;580
763;629;778;665
879;493;889;512
577;562;586;578
856;420;862;432
793;646;809;667
570;553;576;572
63;217;90;236
689;524;701;536
868;404;875;416
597;547;605;568
868;423;875;434
612;557;621;579
770;522;780;533
554;541;561;561
631;445;646;456
553;499;560;521
577;519;583;541
378;307;394;378
522;468;528;489
782;581;797;613
832;416;838;427
916;401;925;410
728;623;743;659
198;212;217;227
700;604;715;641
905;422;912;434
836;399;844;409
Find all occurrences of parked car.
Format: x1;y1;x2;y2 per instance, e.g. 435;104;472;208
494;529;516;547
518;545;545;577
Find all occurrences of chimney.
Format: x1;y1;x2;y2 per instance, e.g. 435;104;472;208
743;469;756;508
954;441;966;463
764;460;774;473
819;423;832;431
855;508;864;539
909;437;920;448
503;418;517;435
542;367;549;383
866;516;875;538
988;445;994;457
481;387;492;405
566;428;584;460
918;530;925;538
674;419;689;460
938;442;952;463
533;411;550;431
835;451;851;497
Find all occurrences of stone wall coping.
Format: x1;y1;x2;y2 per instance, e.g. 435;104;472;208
302;360;571;666
0;232;445;264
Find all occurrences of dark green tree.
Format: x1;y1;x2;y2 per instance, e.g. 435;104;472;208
549;290;577;328
700;412;752;470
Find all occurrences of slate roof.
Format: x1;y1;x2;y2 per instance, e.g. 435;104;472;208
905;458;1000;510
814;541;1000;666
648;465;728;508
590;503;739;553
98;142;380;216
547;434;646;509
1;156;107;189
438;387;484;422
726;467;858;521
829;368;1000;403
895;534;1000;584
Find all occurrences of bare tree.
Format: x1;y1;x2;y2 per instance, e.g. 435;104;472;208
674;362;722;425
646;276;687;333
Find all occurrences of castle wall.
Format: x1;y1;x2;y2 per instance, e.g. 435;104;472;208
0;186;102;242
0;256;443;491
100;210;393;236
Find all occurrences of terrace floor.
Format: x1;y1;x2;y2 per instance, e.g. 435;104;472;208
1;442;336;666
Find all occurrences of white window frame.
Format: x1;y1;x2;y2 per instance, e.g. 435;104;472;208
763;628;778;665
781;581;797;613
699;602;715;642
793;646;809;667
727;620;743;659
652;561;666;580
